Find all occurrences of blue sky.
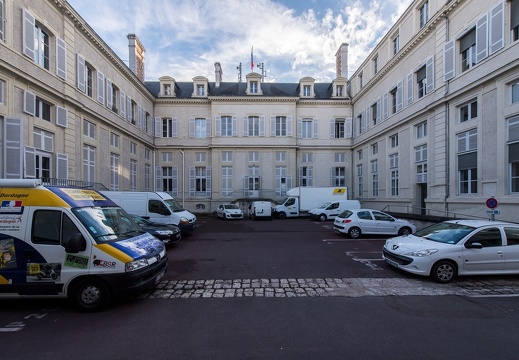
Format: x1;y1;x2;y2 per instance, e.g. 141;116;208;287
67;0;413;83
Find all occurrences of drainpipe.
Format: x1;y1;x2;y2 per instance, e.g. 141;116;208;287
444;15;450;217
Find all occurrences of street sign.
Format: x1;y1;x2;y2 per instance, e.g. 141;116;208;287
486;198;498;209
486;210;500;215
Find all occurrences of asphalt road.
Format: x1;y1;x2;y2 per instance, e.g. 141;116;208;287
2;216;519;360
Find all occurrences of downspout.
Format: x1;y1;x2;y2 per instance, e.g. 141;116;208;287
350;102;355;198
444;14;450;217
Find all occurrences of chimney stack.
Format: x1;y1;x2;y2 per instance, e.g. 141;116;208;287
127;34;146;81
215;62;223;87
335;43;349;79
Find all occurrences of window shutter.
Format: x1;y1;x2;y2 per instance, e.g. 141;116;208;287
270;116;276;136
243;116;248;137
0;0;4;41
22;8;35;59
232;116;238;136
0;80;4;104
407;73;413;105
382;92;388;120
172;118;178;137
154;117;162;137
215;116;221;136
425;57;434;94
127;96;132;122
155;166;162;191
106;79;113;109
206;166;212;197
56;106;68;127
259;116;265;136
365;107;371;130
97;72;105;104
76;54;86;92
443;40;455;81
137;105;143;128
396;81;403;111
206;118;211;138
4;118;22;178
189;118;195;137
313;118;319;138
489;1;504;55
56;37;67;80
476;13;488;63
297;118;302;138
376;100;381;124
189;166;195;197
243;176;249;197
171;167;178;198
330;119;335;138
119;91;126;117
24;90;35;115
287;116;293;137
56;153;68;179
24;146;36;179
345;118;352;138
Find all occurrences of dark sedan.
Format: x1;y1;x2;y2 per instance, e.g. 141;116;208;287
129;214;181;245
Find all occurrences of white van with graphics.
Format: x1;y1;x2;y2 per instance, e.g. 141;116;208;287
100;191;197;234
308;200;361;221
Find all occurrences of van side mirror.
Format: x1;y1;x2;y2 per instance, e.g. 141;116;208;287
63;233;86;253
161;208;171;215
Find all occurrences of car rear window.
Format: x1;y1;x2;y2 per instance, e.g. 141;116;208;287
338;210;353;218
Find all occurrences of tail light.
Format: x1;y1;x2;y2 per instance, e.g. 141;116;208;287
340;219;352;224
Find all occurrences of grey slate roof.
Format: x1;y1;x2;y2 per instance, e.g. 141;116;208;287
144;81;336;99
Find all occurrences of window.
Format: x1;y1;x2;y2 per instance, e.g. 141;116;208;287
390;134;399;148
144;164;151;191
163;84;172;96
83;144;96;183
511;0;519;42
371;160;379;197
161;167;174;193
145;148;151;161
357;150;363;161
128;100;136;125
162;152;172;162
110;153;120;190
357;113;364;135
416;122;427;138
460;28;476;72
457;129;478;194
195;118;207;138
130;142;137;155
247;166;260;195
332;167;346;186
390;153;399;196
195;152;206;163
301;119;314;139
371;143;378;155
508;116;519;193
250;81;258;94
221;116;233;136
275;152;286;162
36;98;51;122
34;25;50;70
335;153;346;163
459;100;478;123
0;1;4;41
336;85;344;97
130;160;137;191
302;153;313;163
247;116;260;136
275;116;287;136
222;151;233;162
33;128;54;153
196;84;205;96
371;102;379;126
110;133;119;148
393;34;400;55
511;82;519;104
194;167;208;195
390;87;398;114
359;72;363;89
86;62;94;98
299;166;313;186
162;118;174;137
303;85;312;97
416;144;427;183
32;210;77;245
0;79;5;105
334;119;345;138
35;152;51;180
373;56;378;75
419;1;429;29
416;65;426;99
83;120;96;139
222;166;233;197
248;151;259;162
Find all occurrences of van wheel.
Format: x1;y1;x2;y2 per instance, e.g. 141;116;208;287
319;214;327;222
71;278;111;313
348;227;361;239
277;212;286;219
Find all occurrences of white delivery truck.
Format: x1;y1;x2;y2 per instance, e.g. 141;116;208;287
308;200;361;221
0;179;167;312
100;191;197;234
273;186;348;219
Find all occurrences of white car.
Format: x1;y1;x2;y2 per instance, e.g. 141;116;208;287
333;209;416;238
216;204;244;220
382;220;519;283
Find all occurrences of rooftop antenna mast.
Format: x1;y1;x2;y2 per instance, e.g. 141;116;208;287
237;63;242;82
257;62;266;82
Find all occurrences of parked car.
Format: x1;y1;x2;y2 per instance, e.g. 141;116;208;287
216;204;244;220
382;220;519;283
248;201;273;220
129;214;181;245
333;209;416;238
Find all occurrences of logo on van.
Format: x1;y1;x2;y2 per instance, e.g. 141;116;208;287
0;201;23;213
93;259;116;268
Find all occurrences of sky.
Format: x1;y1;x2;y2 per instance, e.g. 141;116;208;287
66;0;413;83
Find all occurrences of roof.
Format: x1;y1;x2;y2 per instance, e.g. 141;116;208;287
144;81;336;99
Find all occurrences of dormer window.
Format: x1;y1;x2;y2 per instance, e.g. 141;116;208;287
245;73;263;95
336;85;344;97
159;76;175;97
304;85;311;96
299;77;315;98
250;81;258;94
332;77;347;98
197;84;205;96
192;76;209;98
164;84;171;95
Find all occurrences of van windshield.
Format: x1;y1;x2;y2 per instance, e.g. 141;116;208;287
164;199;184;212
318;202;332;209
73;206;143;243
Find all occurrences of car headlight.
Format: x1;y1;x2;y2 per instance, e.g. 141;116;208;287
125;258;149;272
156;230;173;235
404;249;439;257
178;216;189;225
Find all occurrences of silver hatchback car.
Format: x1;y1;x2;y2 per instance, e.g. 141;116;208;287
333;209;416;239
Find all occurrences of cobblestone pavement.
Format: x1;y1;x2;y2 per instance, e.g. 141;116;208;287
142;277;519;299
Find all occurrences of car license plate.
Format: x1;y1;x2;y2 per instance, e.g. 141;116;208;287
155;270;166;283
384;258;399;268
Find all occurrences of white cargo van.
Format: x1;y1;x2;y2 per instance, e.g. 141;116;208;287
100;191;196;234
308;200;361;221
0;179;167;312
249;201;272;220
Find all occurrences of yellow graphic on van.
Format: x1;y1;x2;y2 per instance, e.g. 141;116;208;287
94;244;133;263
333;188;346;195
61;189;107;201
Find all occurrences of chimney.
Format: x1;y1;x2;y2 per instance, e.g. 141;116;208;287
335;43;349;79
127;34;146;81
215;62;223;87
